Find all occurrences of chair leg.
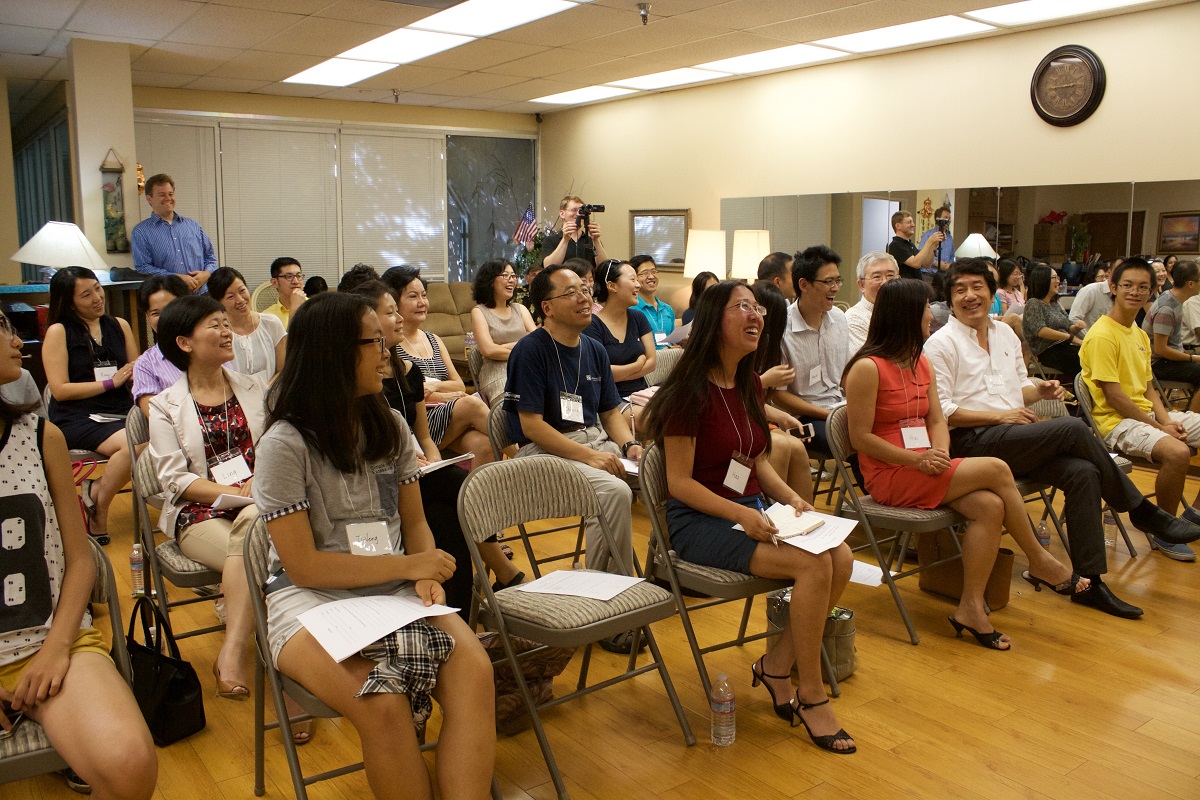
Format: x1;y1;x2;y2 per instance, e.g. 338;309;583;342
868;522;920;645
821;642;840;698
576;643;593;692
642;626;696;746
734;596;754;643
1111;509;1138;557
254;655;266;797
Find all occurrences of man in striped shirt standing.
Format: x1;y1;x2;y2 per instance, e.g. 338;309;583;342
131;173;217;292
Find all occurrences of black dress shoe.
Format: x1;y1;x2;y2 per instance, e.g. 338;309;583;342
1070;580;1143;619
597;631;649;654
1129;506;1200;545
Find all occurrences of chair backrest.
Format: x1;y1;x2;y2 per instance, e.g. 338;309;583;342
125;405;149;457
825;404;856;462
132;444;162;499
1073;372;1103;439
250;281;278;313
466;345;483;388
646;346;683;386
88;537;132;684
1028;377;1069;420
244;516;273;589
486;401;512;461
638;442;674;559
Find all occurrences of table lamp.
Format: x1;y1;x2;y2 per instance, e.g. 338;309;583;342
10;221;110;279
955;232;1001;260
683;230;727;279
730;230;771;281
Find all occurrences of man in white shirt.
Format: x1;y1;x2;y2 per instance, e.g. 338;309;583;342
773;245;849;454
926;259;1200;618
1068;278;1114;331
845;251;898;354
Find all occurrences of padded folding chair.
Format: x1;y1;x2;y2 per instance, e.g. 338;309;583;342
639;443;840;698
0;539;132;785
43;385;108;466
1152;373;1196;411
131;447;225;640
458;456;695;800
250;281;278;313
645;344;683;386
242;520;501;800
465;343;484;394
826;405;968;645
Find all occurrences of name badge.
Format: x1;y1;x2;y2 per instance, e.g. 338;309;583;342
899;418;932;450
209;451;252;485
560;391;584;424
985;373;1005;395
346;520;393;556
94;361;117;382
723;452;752;494
808;365;823;387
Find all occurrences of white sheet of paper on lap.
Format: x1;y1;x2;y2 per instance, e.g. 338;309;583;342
515;570;644;602
298;595;459;662
664;322;691;345
732;506;856;553
211;493;255;511
620;458;640;476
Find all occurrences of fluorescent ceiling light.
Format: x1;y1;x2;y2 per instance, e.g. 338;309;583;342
284;58;397;87
532;85;636;104
608;67;729;90
411;0;578;37
697;43;843;74
341;28;473;64
965;0;1157;26
815;15;995;53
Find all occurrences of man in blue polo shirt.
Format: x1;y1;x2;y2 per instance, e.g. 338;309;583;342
504;264;642;584
131;173;218;292
630;255;674;347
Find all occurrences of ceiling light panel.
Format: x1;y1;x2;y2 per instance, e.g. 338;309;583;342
965;0;1159;26
411;0;579;38
283;58;398;86
697;43;844;74
340;28;473;64
532;85;636;104
608;67;728;90
815;16;995;53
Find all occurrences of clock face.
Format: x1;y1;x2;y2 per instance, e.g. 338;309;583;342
1031;46;1106;127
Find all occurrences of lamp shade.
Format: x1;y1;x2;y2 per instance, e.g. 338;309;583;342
11;221;109;272
683;229;726;278
955;232;1000;261
730;229;771;281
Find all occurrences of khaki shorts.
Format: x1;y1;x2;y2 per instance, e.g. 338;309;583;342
1103;411;1200;462
0;628;111;693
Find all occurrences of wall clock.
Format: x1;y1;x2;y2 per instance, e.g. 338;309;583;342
1031;45;1106;127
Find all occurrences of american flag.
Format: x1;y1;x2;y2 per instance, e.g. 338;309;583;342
512;203;537;249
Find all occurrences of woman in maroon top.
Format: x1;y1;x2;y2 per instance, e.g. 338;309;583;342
642;281;855;755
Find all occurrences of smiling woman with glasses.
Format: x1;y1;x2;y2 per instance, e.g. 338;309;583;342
470;259;535;407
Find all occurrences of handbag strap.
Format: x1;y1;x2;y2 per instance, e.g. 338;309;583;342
126;596;183;660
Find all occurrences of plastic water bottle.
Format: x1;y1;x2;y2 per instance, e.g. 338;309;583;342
710;673;735;746
1103;510;1118;548
130;543;145;598
1035;520;1051;548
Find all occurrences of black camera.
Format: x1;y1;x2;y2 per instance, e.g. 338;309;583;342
935;216;950;233
579;203;605;230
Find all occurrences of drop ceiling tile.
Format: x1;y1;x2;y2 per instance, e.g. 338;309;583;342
43;32;157;60
587;0;730;17
0;1;84;30
206;49;323;82
184;75;272;93
490;100;555;114
490;4;643;47
545;55;676;86
164;4;304;49
253;17;396;58
418;71;527;96
132;43;241;75
252;80;330;97
418;38;548;72
68;0;204;40
486;47;612;79
476;77;579;101
131;70;201;88
0;53;57;80
354;64;466;90
314;0;435;28
633;30;795;67
382;91;459;106
0;25;59;56
210;0;331;12
570;16;735;56
435;95;507;110
314;86;397;102
750;0;934;43
907;1;1004;12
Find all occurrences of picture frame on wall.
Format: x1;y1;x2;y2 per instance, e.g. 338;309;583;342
1157;211;1200;254
630;209;690;270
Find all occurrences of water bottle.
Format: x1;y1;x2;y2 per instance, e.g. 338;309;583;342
710;673;735;746
130;543;145;598
1035;520;1051;548
1103;510;1118;548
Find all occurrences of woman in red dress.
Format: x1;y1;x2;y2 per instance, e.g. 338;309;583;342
843;279;1086;651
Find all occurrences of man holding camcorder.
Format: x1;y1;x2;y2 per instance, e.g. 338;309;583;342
542;195;610;267
919;204;957;271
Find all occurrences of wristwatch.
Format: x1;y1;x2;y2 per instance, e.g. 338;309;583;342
621;440;641;456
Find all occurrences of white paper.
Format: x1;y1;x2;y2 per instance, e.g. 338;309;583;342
850;560;888;587
732;506;857;554
418;452;473;477
620;457;640;476
515;570;643;602
298;595;459;662
664;322;691;345
88;413;125;423
654;333;668;345
211;493;255;510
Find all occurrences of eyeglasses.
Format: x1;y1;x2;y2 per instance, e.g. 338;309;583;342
499;272;517;281
545;286;594;302
277;272;304;282
1116;282;1151;295
636;269;658;278
357;336;387;353
865;273;898;284
727;300;767;317
811;277;844;288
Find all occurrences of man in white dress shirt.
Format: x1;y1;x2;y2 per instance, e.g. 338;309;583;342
1068;275;1115;331
845;251;898;354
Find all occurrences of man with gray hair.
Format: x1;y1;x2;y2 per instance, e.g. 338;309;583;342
845;251;898;353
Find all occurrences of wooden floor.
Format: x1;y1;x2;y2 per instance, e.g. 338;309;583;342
10;466;1200;800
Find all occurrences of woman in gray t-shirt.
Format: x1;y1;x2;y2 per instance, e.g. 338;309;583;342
252;292;495;797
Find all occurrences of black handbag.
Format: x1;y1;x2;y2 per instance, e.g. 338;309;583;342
125;596;206;746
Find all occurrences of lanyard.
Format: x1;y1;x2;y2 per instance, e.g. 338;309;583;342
551;334;582;395
191;379;232;455
714;374;747;457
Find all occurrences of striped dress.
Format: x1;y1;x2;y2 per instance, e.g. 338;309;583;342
397;330;457;446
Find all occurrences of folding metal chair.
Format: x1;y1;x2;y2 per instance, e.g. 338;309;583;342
645;344;683;386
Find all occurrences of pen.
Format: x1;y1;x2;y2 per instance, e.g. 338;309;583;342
756;497;778;547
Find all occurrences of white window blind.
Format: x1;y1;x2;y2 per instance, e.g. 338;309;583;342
219;125;339;289
340;131;447;280
133;121;218;239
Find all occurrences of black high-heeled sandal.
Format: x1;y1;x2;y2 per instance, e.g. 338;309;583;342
791;695;856;754
491;571;525;593
751;656;798;725
1021;570;1087;595
80;479;109;546
948;615;1010;650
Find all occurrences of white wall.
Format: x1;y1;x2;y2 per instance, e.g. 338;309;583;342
539;3;1200;260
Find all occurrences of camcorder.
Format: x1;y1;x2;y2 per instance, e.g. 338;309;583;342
935;216;950;233
579;203;605;230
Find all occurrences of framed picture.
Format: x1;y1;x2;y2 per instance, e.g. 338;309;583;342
1157;211;1200;254
630;209;690;270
